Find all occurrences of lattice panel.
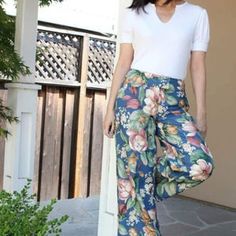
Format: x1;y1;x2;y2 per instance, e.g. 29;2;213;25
35;30;81;85
88;37;116;86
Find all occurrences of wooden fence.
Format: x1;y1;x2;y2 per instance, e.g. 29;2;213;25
0;25;116;201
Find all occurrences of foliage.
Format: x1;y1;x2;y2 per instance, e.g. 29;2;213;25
0;2;30;81
0;179;69;236
0;99;18;138
38;0;64;7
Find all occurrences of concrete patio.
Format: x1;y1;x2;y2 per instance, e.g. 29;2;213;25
48;195;236;236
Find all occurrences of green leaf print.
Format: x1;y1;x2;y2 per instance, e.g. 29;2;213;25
177;175;186;182
137;194;145;208
176;117;188;123
138;86;145;102
127;110;149;131
190;149;207;162
118;224;128;235
166;134;182;145
165;83;175;93
147;151;155;167
125;144;131;152
134;176;139;191
163;165;172;178
140;152;148;165
117;158;128;178
127;197;136;210
164;181;177;196
165;95;178;105
120;129;128;143
147;117;156;134
134;199;142;215
147;134;156;150
156;179;165;196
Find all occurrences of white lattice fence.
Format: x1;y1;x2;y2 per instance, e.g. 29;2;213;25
88;37;116;88
35;27;116;88
36;29;81;86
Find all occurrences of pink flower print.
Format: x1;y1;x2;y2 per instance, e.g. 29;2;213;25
187;136;201;147
126;128;148;152
123;95;132;100
143;97;159;116
200;143;213;157
182;121;197;137
126;99;140;109
118;178;135;202
147;86;165;103
189;159;213;181
118;203;127;216
129;86;138;95
143;86;165;116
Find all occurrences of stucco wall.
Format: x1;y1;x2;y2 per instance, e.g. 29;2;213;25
181;0;236;209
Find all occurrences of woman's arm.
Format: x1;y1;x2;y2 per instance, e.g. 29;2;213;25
190;51;208;139
105;44;134;114
103;43;134;138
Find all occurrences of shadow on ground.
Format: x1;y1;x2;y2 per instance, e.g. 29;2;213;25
48;195;236;236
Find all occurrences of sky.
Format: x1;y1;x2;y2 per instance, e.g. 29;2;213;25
3;0;119;34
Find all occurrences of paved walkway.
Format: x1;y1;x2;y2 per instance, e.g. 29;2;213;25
48;195;236;236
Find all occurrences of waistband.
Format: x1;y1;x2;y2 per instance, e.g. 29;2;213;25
126;68;181;81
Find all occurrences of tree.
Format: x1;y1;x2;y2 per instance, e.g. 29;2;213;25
0;0;64;80
0;0;64;137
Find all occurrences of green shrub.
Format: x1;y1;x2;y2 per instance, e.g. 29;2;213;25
0;179;69;236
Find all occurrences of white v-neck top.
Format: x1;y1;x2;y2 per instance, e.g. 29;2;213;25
118;1;210;80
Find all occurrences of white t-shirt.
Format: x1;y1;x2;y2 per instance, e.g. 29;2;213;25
118;1;210;80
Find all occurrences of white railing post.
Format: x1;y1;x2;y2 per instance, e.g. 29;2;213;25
3;0;41;193
97;0;132;235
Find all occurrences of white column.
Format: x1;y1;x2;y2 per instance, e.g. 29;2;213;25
97;0;132;235
3;0;41;193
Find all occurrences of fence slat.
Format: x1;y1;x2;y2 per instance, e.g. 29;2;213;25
89;91;106;195
60;89;75;199
79;92;93;197
33;88;45;197
74;34;89;197
39;87;63;200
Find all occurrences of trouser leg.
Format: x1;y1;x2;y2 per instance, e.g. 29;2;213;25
154;79;215;201
114;70;162;236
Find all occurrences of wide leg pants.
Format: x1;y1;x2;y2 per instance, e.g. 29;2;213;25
114;69;215;236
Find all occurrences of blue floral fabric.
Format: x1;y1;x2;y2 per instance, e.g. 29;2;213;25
114;69;215;236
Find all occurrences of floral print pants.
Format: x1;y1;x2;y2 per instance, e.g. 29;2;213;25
114;69;215;236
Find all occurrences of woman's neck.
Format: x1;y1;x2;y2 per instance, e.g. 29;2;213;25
155;0;185;7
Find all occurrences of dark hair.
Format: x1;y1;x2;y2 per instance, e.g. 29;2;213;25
128;0;174;13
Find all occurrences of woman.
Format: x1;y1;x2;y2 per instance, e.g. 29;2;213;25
103;0;215;235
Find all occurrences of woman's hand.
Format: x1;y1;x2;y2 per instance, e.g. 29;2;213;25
196;112;207;139
103;109;116;138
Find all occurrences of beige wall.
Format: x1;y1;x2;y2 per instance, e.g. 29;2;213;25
180;0;236;208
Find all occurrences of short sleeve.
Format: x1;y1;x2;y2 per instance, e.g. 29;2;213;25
191;8;210;52
118;8;134;43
